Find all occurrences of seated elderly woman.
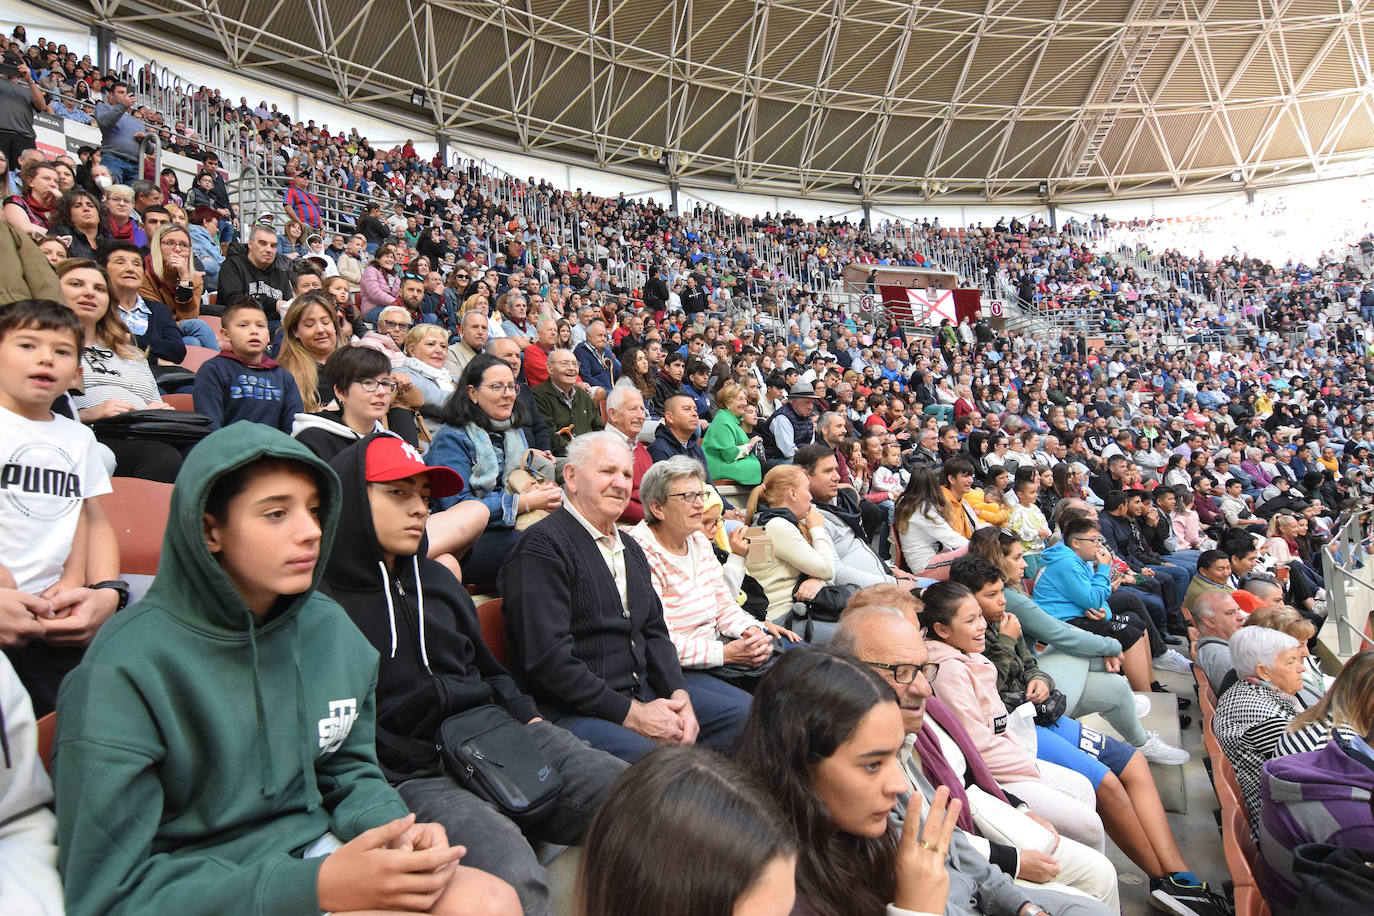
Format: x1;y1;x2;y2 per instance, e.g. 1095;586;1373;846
1227;605;1326;707
358;304;412;369
1260;651;1374;916
397;322;456;427
629;456;795;694
701;382;763;488
1213;625;1306;840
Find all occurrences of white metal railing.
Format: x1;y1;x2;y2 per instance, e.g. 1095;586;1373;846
1321;507;1374;657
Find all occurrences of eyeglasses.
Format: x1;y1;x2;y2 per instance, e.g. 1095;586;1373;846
356;378;399;393
162;240;191;250
865;660;939;685
1072;536;1106;545
381;320;412;330
666;489;707;504
479;382;521;395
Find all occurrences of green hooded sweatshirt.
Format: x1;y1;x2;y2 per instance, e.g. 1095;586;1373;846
54;423;408;916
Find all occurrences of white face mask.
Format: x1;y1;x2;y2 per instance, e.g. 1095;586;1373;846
94;174;112;190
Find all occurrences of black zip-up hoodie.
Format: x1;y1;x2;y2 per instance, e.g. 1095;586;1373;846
321;433;538;784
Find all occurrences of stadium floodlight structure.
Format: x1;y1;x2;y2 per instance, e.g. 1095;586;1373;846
42;0;1374;203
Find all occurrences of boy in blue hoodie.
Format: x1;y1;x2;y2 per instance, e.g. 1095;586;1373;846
54;424;518;916
194;299;303;433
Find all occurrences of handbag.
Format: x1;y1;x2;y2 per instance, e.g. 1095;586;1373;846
505;449;557;531
91;409;213;446
798;582;860;623
1030;688;1068;727
437;705;563;828
151;364;197;391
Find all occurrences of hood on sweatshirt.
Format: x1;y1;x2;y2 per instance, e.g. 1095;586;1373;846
1038;541;1082;570
323;432;433;670
322;432;539;781
143;422;341;808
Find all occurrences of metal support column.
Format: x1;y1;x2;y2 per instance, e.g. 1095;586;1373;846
95;24;112;73
669;179;680;216
862;200;872;229
435;132;449;166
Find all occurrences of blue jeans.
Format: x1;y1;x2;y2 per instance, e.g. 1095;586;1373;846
179;318;218;350
551;672;751;763
1162;550;1199;579
104;153;139;184
1146;563;1190;617
923;404;954;423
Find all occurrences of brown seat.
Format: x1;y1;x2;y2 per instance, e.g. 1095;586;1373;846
162;392;195;411
179;345;221;372
105;477;174;576
475;597;508;667
36;711;56;775
199;314;222;339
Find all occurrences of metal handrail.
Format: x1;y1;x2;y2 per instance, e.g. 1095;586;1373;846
1321;506;1374;657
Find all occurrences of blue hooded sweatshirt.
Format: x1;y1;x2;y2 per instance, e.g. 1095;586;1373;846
1030;542;1114;623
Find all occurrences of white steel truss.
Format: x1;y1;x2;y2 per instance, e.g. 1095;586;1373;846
49;0;1374;201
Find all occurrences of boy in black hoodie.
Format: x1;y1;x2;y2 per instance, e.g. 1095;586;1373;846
322;433;627;915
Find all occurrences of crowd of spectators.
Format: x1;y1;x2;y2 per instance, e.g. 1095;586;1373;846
5;18;1374;916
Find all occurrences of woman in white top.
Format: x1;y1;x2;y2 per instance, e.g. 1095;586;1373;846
745;464;836;623
56;258;182;482
894;467;970;575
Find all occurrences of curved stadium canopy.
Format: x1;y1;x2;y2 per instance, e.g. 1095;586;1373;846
46;0;1374;202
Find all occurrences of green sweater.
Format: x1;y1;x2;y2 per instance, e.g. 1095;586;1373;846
55;424;408;916
701;408;763;486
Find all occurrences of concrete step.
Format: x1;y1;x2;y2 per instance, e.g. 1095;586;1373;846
1078;684;1188;814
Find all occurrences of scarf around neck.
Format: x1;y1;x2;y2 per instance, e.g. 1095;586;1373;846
461;417;526;497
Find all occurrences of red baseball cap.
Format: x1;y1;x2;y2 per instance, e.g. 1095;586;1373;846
364;436;464;498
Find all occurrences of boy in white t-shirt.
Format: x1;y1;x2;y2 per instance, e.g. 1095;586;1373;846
0;299;121;716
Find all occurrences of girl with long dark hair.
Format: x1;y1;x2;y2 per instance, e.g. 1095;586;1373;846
735;649;961;916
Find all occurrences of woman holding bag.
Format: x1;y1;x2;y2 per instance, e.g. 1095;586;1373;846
425;354;561;588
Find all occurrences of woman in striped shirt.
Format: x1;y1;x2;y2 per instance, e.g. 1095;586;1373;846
630;455;797;692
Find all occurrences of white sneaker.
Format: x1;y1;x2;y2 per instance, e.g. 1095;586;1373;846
1153;648;1193;674
1134;693;1153;718
1140;731;1190;765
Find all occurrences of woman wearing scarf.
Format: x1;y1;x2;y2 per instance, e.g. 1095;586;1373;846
103;184;147;248
4;159;60;238
397;323;456;428
425;354;561;588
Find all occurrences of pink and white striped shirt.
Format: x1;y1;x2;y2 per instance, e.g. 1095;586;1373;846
629;522;759;668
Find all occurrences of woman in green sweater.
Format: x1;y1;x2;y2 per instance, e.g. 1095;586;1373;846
702;381;763;486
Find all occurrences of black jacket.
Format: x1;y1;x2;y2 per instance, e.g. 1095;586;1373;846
681;284;709;315
499;507;686;723
643;275;670;311
321;433;539;783
129;296;188;365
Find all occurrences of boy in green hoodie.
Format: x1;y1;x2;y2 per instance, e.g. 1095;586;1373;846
53;423;518;916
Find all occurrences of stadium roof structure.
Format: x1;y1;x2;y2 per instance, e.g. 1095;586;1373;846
60;0;1374;201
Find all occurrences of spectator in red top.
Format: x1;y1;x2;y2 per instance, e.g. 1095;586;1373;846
522;317;558;387
282;171;321;231
606;386;653;523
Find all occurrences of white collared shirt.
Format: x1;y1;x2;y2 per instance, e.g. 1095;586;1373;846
565;499;628;611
